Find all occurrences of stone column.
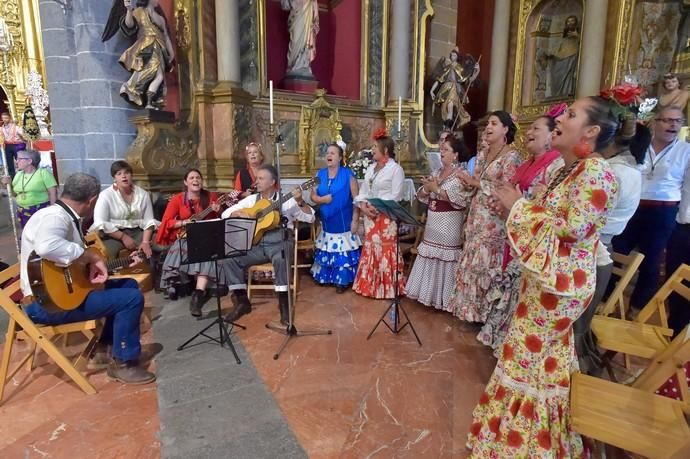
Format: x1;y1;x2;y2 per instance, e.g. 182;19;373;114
576;0;608;97
38;0;136;185
215;0;241;84
487;0;511;110
389;0;411;99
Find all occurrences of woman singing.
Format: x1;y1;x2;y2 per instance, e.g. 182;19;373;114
352;130;405;299
310;143;361;293
157;169;224;317
234;142;264;198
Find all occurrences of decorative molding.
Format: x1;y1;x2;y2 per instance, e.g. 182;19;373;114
125;110;198;191
298;89;342;175
366;0;384;106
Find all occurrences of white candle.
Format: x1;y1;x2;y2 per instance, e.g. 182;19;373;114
397;97;402;133
269;80;274;124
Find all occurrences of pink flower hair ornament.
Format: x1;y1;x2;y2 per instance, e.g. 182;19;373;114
545;102;568;119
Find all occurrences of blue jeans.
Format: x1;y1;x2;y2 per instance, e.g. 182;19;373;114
24;278;144;362
612;204;678;309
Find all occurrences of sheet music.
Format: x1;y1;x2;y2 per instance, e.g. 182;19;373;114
224;217;257;253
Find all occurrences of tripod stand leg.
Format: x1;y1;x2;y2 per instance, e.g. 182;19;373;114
177;319;220;351
397;302;422;346
220;321;242;364
367;300;396;340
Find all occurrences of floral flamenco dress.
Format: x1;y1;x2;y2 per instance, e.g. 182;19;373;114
310;166;361;287
467;158;618;458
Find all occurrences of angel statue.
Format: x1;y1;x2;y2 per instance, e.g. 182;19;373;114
102;0;175;110
281;0;320;77
430;47;480;131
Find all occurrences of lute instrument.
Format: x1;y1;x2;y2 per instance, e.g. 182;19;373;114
27;248;146;313
239;177;319;244
179;190;241;238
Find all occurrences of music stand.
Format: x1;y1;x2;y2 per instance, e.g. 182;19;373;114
366;198;423;345
177;218;256;364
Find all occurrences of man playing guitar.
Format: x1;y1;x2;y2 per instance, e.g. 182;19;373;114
221;164;314;325
20;173;155;385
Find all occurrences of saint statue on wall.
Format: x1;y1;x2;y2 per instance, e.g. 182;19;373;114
429;47;480;131
281;0;320;78
543;15;580;99
102;0;175;110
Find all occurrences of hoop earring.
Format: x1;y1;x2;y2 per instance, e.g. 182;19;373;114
503;135;508;145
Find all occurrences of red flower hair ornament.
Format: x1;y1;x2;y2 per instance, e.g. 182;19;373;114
545;102;567;119
373;128;389;140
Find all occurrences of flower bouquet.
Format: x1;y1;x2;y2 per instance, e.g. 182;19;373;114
347;149;374;179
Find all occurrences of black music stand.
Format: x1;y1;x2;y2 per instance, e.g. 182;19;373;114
366;198;423;345
177;218;256;364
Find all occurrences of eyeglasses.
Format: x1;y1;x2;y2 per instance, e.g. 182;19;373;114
655;118;685;125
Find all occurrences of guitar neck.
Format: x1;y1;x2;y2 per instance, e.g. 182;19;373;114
105;253;140;272
191;193;226;221
258;191;300;218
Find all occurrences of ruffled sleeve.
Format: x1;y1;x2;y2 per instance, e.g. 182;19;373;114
155;193;184;246
506;158;619;295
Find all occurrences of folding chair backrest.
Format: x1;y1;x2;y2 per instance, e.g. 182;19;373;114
633;324;690;412
637;264;690;327
598;251;644;317
0;263;20;298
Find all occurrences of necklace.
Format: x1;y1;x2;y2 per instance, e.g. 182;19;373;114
541;160;581;199
368;162;386;189
479;145;506;179
117;186;136;221
18;170;37;200
646;140;675;180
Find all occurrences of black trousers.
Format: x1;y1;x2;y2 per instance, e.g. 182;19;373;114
667;223;690;337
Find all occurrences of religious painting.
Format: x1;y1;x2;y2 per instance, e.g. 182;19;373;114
624;1;683;88
521;0;583;106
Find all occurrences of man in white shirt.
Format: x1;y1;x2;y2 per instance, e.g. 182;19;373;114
221;165;315;325
21;173;155;385
612;106;690;310
667;164;690;337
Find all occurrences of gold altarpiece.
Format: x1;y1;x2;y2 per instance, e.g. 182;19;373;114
0;0;46;120
505;0;687;144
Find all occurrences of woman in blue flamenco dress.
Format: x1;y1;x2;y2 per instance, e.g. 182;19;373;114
310;143;362;293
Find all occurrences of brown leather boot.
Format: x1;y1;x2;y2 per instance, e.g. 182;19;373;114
107;360;156;385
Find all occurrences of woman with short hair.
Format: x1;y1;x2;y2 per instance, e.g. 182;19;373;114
1;149;57;228
90;160;158;259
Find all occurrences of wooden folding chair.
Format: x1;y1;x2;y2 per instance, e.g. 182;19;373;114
401;214;426;277
0;264;98;405
246;226;306;301
595;250;644;318
571;325;690;459
292;220;318;299
591;263;690;375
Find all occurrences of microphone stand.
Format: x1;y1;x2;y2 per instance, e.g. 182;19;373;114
264;121;332;360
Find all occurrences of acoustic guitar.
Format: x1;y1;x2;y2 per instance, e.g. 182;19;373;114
239;177;319;244
27;248;146;313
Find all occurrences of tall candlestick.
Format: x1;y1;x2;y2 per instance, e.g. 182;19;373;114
269;80;274;125
397;97;402;134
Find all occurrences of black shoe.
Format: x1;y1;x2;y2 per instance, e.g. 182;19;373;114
278;292;290;325
166;286;178;301
224;290;252;323
189;289;205;317
335;285;348;294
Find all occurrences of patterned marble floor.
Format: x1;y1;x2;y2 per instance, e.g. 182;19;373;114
0;266;496;458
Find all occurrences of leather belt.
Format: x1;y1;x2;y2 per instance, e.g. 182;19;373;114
639;200;679;207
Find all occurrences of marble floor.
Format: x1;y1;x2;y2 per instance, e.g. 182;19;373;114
0;270;496;458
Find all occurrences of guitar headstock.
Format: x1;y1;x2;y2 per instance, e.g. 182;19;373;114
300;176;320;191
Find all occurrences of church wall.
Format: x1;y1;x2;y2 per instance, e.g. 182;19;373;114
330;0;362;99
38;0;137;186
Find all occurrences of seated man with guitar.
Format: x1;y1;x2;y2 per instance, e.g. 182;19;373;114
20;173;155;385
221;164;316;325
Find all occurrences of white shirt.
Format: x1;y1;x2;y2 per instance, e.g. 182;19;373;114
597;153;642;266
355;160;405;203
678;169;690;224
20;203;86;296
640;138;690;201
221;192;315;229
90;185;158;234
